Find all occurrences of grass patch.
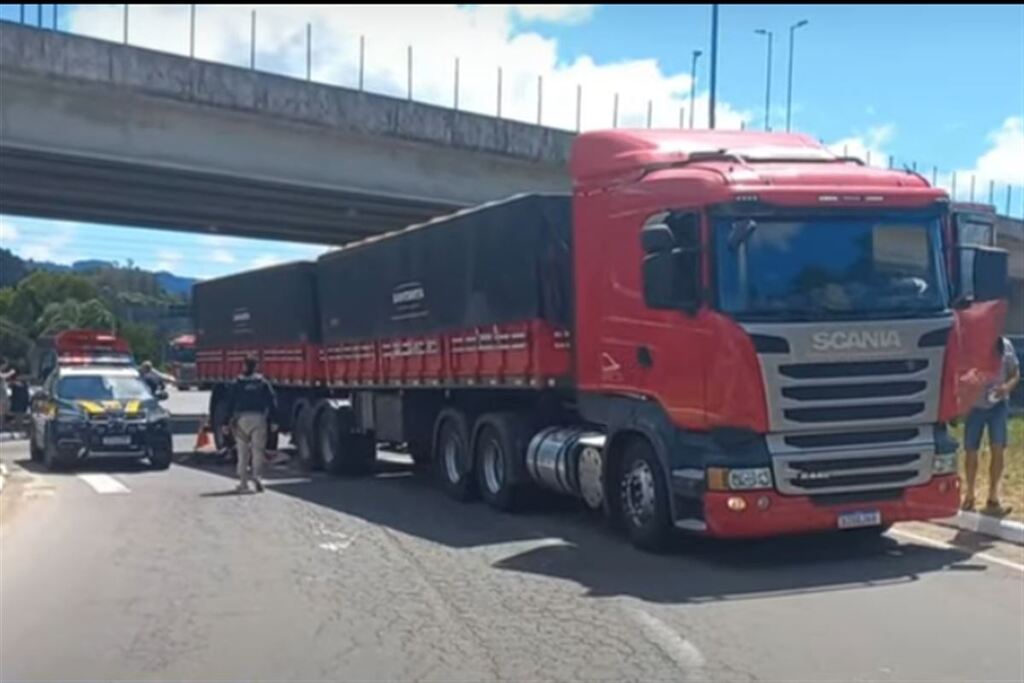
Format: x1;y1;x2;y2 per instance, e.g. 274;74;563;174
952;415;1024;521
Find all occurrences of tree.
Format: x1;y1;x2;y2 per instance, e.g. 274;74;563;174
119;322;162;365
0;317;32;374
37;299;115;336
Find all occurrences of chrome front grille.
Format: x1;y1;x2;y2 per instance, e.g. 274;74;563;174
772;446;933;495
774;358;932;429
746;319;951;495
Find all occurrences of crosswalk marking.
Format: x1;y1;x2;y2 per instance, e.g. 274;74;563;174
77;474;130;494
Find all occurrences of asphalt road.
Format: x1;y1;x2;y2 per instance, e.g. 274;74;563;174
1;436;1022;683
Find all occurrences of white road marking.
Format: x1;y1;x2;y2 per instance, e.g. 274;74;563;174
890;528;1024;573
626;606;706;680
77;474;130;495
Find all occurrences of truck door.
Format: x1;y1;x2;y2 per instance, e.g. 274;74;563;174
947;208;1009;414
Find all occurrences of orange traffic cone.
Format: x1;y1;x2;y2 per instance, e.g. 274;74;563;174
193;421;216;454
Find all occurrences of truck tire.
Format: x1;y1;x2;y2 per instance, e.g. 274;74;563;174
319;406;375;477
293;406;322;471
434;408;477;501
616;438;673;552
211;394;234;452
474;412;530;511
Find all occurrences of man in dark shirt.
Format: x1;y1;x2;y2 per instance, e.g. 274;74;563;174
225;356;277;493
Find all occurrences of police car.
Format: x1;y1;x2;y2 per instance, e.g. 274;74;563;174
28;331;173;471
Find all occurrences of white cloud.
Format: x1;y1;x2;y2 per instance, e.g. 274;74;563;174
0;220;20;244
67;4;748;131
511;4;595;25
934;117;1023;204
827;124;895;168
212;249;236;264
14;221;79;263
153;248;183;273
250;254;284;269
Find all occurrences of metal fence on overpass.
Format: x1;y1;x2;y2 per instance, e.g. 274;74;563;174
2;6;1020;220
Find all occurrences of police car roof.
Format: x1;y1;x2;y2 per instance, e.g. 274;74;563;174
58;366;142;378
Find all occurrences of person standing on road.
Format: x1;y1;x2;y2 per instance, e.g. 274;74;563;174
963;336;1020;513
224;355;277;494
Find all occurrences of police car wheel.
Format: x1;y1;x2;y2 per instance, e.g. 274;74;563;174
29;423;43;461
149;448;172;470
42;429;69;472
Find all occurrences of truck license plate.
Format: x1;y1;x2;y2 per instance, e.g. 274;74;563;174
838;510;882;529
103;435;132;447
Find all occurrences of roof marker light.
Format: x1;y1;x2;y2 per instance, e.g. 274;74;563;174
865;195;885;202
818;195;839;203
735;194;760;203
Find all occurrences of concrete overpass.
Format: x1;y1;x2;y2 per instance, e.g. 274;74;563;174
0;22;573;244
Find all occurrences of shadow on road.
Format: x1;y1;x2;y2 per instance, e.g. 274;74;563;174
178;452;977;605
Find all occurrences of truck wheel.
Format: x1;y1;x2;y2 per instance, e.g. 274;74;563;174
474;413;529;511
149;447;173;470
211;395;234;452
616;438;672;552
319;407;375;477
294;406;322;471
435;409;477;501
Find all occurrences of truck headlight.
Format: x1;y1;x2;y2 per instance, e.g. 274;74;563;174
933;452;958;475
707;467;773;491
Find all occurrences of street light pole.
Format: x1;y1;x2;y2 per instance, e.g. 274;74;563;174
785;19;808;132
689;49;702;129
709;4;719;129
754;28;774;131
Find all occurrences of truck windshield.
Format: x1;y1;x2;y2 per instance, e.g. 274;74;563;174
57;375;153;401
169;347;196;363
715;212;949;321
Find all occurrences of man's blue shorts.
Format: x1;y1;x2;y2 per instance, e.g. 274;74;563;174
964;400;1010;451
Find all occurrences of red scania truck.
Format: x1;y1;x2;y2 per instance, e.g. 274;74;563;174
194;130;1008;550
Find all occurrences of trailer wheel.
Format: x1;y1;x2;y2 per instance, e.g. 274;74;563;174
211;393;234;453
293;406;322;471
616;438;673;552
434;409;477;501
319;406;375;477
474;413;529;511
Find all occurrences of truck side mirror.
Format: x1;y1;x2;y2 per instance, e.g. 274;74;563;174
639;221;701;314
641;223;676;254
955;246;1008;304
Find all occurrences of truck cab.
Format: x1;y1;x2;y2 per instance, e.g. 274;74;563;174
167;334;198;390
570;131;1008;542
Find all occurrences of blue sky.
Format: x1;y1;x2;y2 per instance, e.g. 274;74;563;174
1;4;1021;279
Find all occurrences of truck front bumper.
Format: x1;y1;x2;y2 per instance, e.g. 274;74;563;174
701;475;960;539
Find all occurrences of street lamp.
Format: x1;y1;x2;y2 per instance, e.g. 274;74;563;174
689;49;702;129
786;19;809;132
754;28;774;131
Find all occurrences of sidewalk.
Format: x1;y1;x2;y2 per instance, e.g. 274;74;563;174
938;510;1024;545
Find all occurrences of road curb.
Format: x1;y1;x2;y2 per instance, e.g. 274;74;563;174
937;511;1024;545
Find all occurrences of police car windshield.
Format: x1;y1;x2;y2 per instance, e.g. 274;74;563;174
57;375;153;401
